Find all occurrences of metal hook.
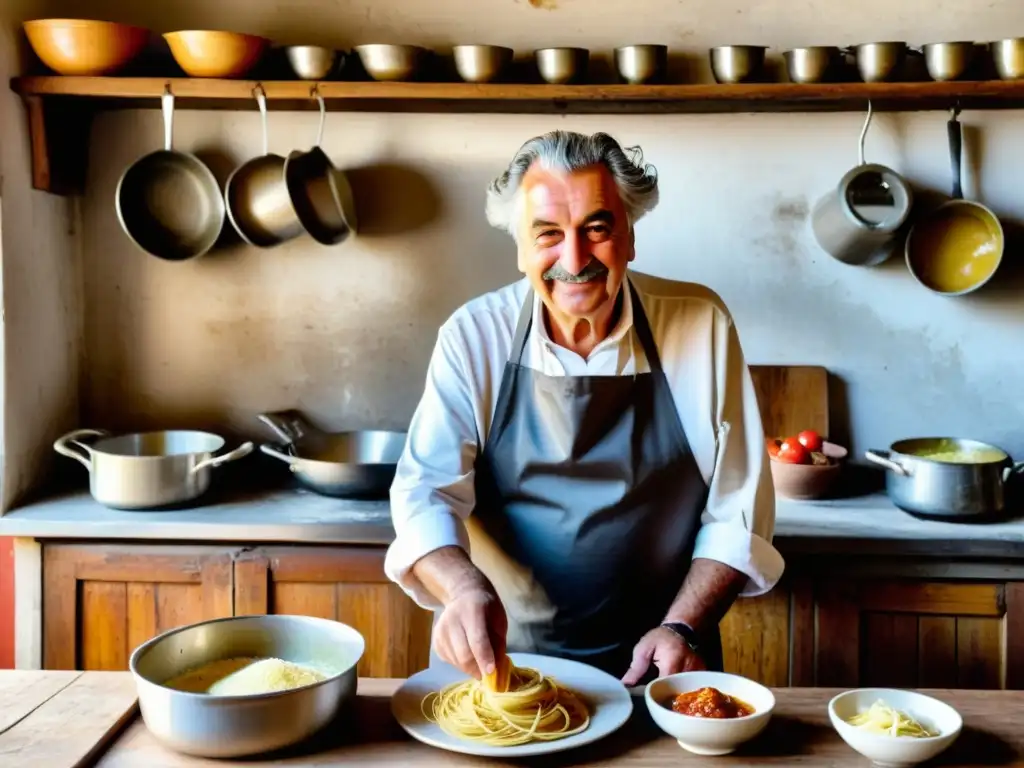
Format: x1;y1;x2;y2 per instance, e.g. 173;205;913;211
951;102;961;119
311;86;326;147
857;99;873;166
163;82;172;97
252;84;269;157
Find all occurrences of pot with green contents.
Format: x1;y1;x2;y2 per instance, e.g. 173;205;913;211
865;437;1024;519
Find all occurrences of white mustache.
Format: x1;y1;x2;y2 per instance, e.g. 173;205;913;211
542;260;609;283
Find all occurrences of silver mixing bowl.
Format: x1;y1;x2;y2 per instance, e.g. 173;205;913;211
129;614;365;758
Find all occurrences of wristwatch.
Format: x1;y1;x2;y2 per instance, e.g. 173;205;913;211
661;621;701;653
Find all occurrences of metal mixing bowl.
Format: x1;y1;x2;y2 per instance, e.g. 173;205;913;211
453;44;514;82
129;615;365;758
284;45;339;80
355;43;426;81
922;41;975;81
783;46;840;83
535;47;589;84
709;45;766;83
991;37;1024;79
614;44;668;84
851;41;907;82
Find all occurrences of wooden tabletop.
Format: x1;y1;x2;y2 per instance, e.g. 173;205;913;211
4;672;1024;767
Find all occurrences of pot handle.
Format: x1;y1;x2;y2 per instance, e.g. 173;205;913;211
1003;461;1024;483
257;410;315;444
53;429;110;470
190;442;254;474
865;449;911;477
259;443;301;471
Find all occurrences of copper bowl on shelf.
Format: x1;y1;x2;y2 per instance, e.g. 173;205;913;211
163;30;270;78
23;18;149;76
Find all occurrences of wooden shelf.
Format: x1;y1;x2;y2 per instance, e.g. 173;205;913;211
12;75;1024;195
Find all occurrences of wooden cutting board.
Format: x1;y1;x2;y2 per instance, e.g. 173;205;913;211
750;365;829;440
0;671;138;767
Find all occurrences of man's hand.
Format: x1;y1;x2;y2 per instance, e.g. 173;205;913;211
432;584;508;680
621;626;706;686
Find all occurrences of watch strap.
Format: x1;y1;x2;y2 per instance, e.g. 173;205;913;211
661;621;701;652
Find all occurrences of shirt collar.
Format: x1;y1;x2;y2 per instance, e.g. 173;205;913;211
531;276;635;353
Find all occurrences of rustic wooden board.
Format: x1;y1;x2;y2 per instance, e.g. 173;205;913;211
0;671;138;767
96;678;1024;766
750;365;829;440
0;670;81;733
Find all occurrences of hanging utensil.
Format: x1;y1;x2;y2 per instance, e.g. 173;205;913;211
284;88;358;246
224;84;303;248
810;101;914;267
115;84;225;261
904;106;1004;296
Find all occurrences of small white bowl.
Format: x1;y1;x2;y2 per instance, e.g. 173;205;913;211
644;671;775;755
829;688;963;767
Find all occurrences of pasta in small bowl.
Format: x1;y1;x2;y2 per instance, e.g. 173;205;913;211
829;688;962;767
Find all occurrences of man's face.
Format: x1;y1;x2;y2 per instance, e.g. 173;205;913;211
516;163;634;321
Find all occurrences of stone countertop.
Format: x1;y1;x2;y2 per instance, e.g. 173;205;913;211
2;485;1024;559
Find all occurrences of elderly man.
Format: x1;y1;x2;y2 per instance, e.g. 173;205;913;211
385;130;784;686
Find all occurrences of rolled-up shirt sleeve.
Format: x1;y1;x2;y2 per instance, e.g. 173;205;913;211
384;321;479;609
691;306;785;597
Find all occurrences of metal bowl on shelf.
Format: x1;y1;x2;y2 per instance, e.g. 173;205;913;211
850;41;908;82
922;41;975;81
783;46;840;83
709;45;766;84
354;43;427;81
535;47;589;84
453;44;514;83
284;45;340;80
991;37;1024;79
614;44;668;84
130;614;365;758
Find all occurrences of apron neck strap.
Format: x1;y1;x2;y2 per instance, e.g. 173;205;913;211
510;277;664;372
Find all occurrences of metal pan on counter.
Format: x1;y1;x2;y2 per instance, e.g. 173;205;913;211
866;437;1024;519
257;410;406;498
54;428;253;510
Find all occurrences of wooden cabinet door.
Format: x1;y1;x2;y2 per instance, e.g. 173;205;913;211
234;546;433;679
720;583;793;687
811;579;1024;690
42;543;235;671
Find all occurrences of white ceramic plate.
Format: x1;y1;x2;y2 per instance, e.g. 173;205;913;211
391;652;634;758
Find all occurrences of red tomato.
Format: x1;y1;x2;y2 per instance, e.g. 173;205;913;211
797;429;823;452
765;438;781;458
777;438;811;464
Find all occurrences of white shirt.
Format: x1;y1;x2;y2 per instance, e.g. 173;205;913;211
385;272;785;610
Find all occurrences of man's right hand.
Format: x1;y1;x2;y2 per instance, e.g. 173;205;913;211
412;545;509;680
432;584;508;679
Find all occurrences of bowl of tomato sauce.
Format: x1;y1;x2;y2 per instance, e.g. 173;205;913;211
766;428;848;500
644;671;775;755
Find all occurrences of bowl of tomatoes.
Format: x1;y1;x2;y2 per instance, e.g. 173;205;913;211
766;429;847;500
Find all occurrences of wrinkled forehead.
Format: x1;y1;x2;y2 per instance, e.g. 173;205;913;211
519;163;625;227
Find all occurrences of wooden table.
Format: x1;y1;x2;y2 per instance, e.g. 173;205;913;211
3;672;1023;766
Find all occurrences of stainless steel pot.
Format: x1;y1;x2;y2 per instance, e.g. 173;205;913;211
115;85;225;261
130;614;365;758
257;410;406;498
866;437;1024;519
811;101;914;267
53;429;253;510
224;85;303;248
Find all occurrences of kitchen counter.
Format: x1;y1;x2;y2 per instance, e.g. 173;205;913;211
2;486;1024;559
2;672;1019;767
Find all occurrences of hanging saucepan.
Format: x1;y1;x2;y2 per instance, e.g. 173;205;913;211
284;89;358;246
224;85;304;248
904;107;1005;296
257;410;406;498
811;100;914;267
54;428;253;510
866;437;1023;519
115;85;225;261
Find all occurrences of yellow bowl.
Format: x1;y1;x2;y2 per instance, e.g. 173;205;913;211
163;30;270;78
23;18;149;76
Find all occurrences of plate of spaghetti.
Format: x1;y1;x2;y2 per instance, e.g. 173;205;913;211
390;652;633;757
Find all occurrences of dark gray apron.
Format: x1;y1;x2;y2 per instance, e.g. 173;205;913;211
461;279;722;679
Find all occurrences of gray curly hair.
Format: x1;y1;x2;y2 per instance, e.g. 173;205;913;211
485;131;659;239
